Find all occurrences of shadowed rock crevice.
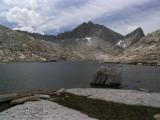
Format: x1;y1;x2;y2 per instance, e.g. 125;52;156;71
90;66;121;88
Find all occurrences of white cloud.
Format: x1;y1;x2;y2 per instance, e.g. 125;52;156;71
109;10;160;35
2;0;39;9
14;26;35;33
1;0;158;34
39;0;151;32
5;7;44;33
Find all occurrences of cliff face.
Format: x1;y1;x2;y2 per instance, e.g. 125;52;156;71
0;25;63;62
117;30;160;63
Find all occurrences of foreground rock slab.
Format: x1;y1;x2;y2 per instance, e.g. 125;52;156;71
10;95;40;105
0;100;97;120
66;88;160;108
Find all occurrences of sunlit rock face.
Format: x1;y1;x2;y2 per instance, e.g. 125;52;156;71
0;25;63;62
117;30;160;63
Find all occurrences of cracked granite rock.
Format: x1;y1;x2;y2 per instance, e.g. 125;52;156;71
0;100;97;120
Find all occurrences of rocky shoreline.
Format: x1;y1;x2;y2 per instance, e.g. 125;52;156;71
66;88;160;108
0;88;160;120
0;100;97;120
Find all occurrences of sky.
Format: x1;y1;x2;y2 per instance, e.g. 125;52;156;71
0;0;160;35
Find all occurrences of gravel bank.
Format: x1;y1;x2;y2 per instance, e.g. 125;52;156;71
66;88;160;108
0;100;97;120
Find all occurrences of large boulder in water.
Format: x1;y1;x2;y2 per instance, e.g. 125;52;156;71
90;66;121;88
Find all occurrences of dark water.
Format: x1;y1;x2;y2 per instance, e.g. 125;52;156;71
121;65;160;92
0;62;160;93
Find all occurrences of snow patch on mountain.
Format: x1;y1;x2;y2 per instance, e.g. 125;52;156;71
116;40;126;48
76;38;80;41
86;37;92;45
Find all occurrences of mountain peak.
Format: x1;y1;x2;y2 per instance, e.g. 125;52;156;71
57;22;124;44
125;27;145;38
88;21;94;25
80;21;94;25
123;27;145;47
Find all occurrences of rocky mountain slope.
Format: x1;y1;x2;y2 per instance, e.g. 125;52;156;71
117;30;160;64
16;22;127;61
60;37;123;61
0;25;63;62
0;23;125;62
2;21;157;63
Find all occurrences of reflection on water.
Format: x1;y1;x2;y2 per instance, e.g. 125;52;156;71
0;62;160;93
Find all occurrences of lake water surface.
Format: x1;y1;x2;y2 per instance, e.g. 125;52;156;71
0;62;160;93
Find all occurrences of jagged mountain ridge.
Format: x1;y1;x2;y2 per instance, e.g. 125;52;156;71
1;22;151;62
16;21;125;45
0;24;124;61
16;21;144;48
16;22;128;60
57;21;124;44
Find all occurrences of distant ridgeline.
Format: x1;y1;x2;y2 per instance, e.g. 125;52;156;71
1;21;159;64
16;21;145;49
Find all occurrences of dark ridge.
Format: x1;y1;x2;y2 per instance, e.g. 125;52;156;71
124;27;145;47
57;21;124;44
125;27;145;38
